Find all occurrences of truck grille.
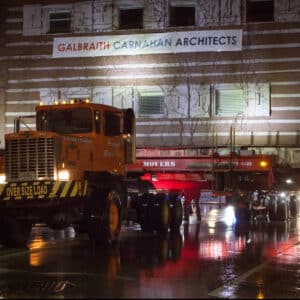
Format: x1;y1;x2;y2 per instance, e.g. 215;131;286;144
5;137;55;181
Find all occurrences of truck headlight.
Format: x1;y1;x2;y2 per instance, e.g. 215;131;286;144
0;174;6;183
58;170;70;181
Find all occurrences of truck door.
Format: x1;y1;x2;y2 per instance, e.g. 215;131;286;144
123;108;136;164
103;111;124;174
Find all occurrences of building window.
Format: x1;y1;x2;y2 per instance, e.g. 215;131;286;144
215;89;245;116
139;94;165;117
48;11;71;33
119;8;143;29
169;5;195;27
292;150;300;164
246;0;274;22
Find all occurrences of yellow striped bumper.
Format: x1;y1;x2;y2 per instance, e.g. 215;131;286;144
0;180;88;201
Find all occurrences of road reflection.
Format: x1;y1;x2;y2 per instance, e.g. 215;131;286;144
0;204;298;298
26;205;298;272
28;225;76;267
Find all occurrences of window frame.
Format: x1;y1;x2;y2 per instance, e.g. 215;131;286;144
42;5;72;35
48;10;71;34
213;85;246;117
36;107;93;134
169;0;196;27
246;0;274;23
138;92;165;118
118;6;144;30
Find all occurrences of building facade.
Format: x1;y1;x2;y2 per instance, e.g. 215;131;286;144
0;0;300;188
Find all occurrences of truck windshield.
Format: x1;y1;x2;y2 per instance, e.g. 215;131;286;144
36;107;93;134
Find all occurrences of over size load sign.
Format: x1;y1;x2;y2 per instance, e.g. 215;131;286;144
0;181;88;201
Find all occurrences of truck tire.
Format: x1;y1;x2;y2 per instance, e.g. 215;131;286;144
157;237;169;265
0;217;32;248
169;193;183;231
290;195;298;217
268;198;277;221
138;194;154;233
87;188;122;245
153;193;170;235
276;200;288;221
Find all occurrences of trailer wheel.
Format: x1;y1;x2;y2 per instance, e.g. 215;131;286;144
138;194;154;233
157;237;169;264
268;200;277;221
87;188;122;245
0;217;32;248
169;193;183;231
290;195;298;217
153;193;170;235
276;200;288;221
140;220;153;232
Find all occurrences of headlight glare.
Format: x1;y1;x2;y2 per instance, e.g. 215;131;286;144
0;174;6;183
279;192;286;198
58;170;70;181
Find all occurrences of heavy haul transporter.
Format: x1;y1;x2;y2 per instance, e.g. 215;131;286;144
0;99;182;248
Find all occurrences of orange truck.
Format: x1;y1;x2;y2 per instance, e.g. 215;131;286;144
0;99;182;248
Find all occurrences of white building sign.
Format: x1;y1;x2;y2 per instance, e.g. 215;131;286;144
53;29;242;58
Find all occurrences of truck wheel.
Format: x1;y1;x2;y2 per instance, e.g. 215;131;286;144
138;194;154;233
157;237;169;265
87;188;122;245
169;193;183;231
268;200;277;221
276;201;288;221
0;217;32;248
140;220;153;233
153;193;170;235
290;195;298;217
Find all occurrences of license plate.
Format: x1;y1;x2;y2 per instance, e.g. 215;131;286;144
18;171;35;181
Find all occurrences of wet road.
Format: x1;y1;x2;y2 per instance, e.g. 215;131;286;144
0;204;299;298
